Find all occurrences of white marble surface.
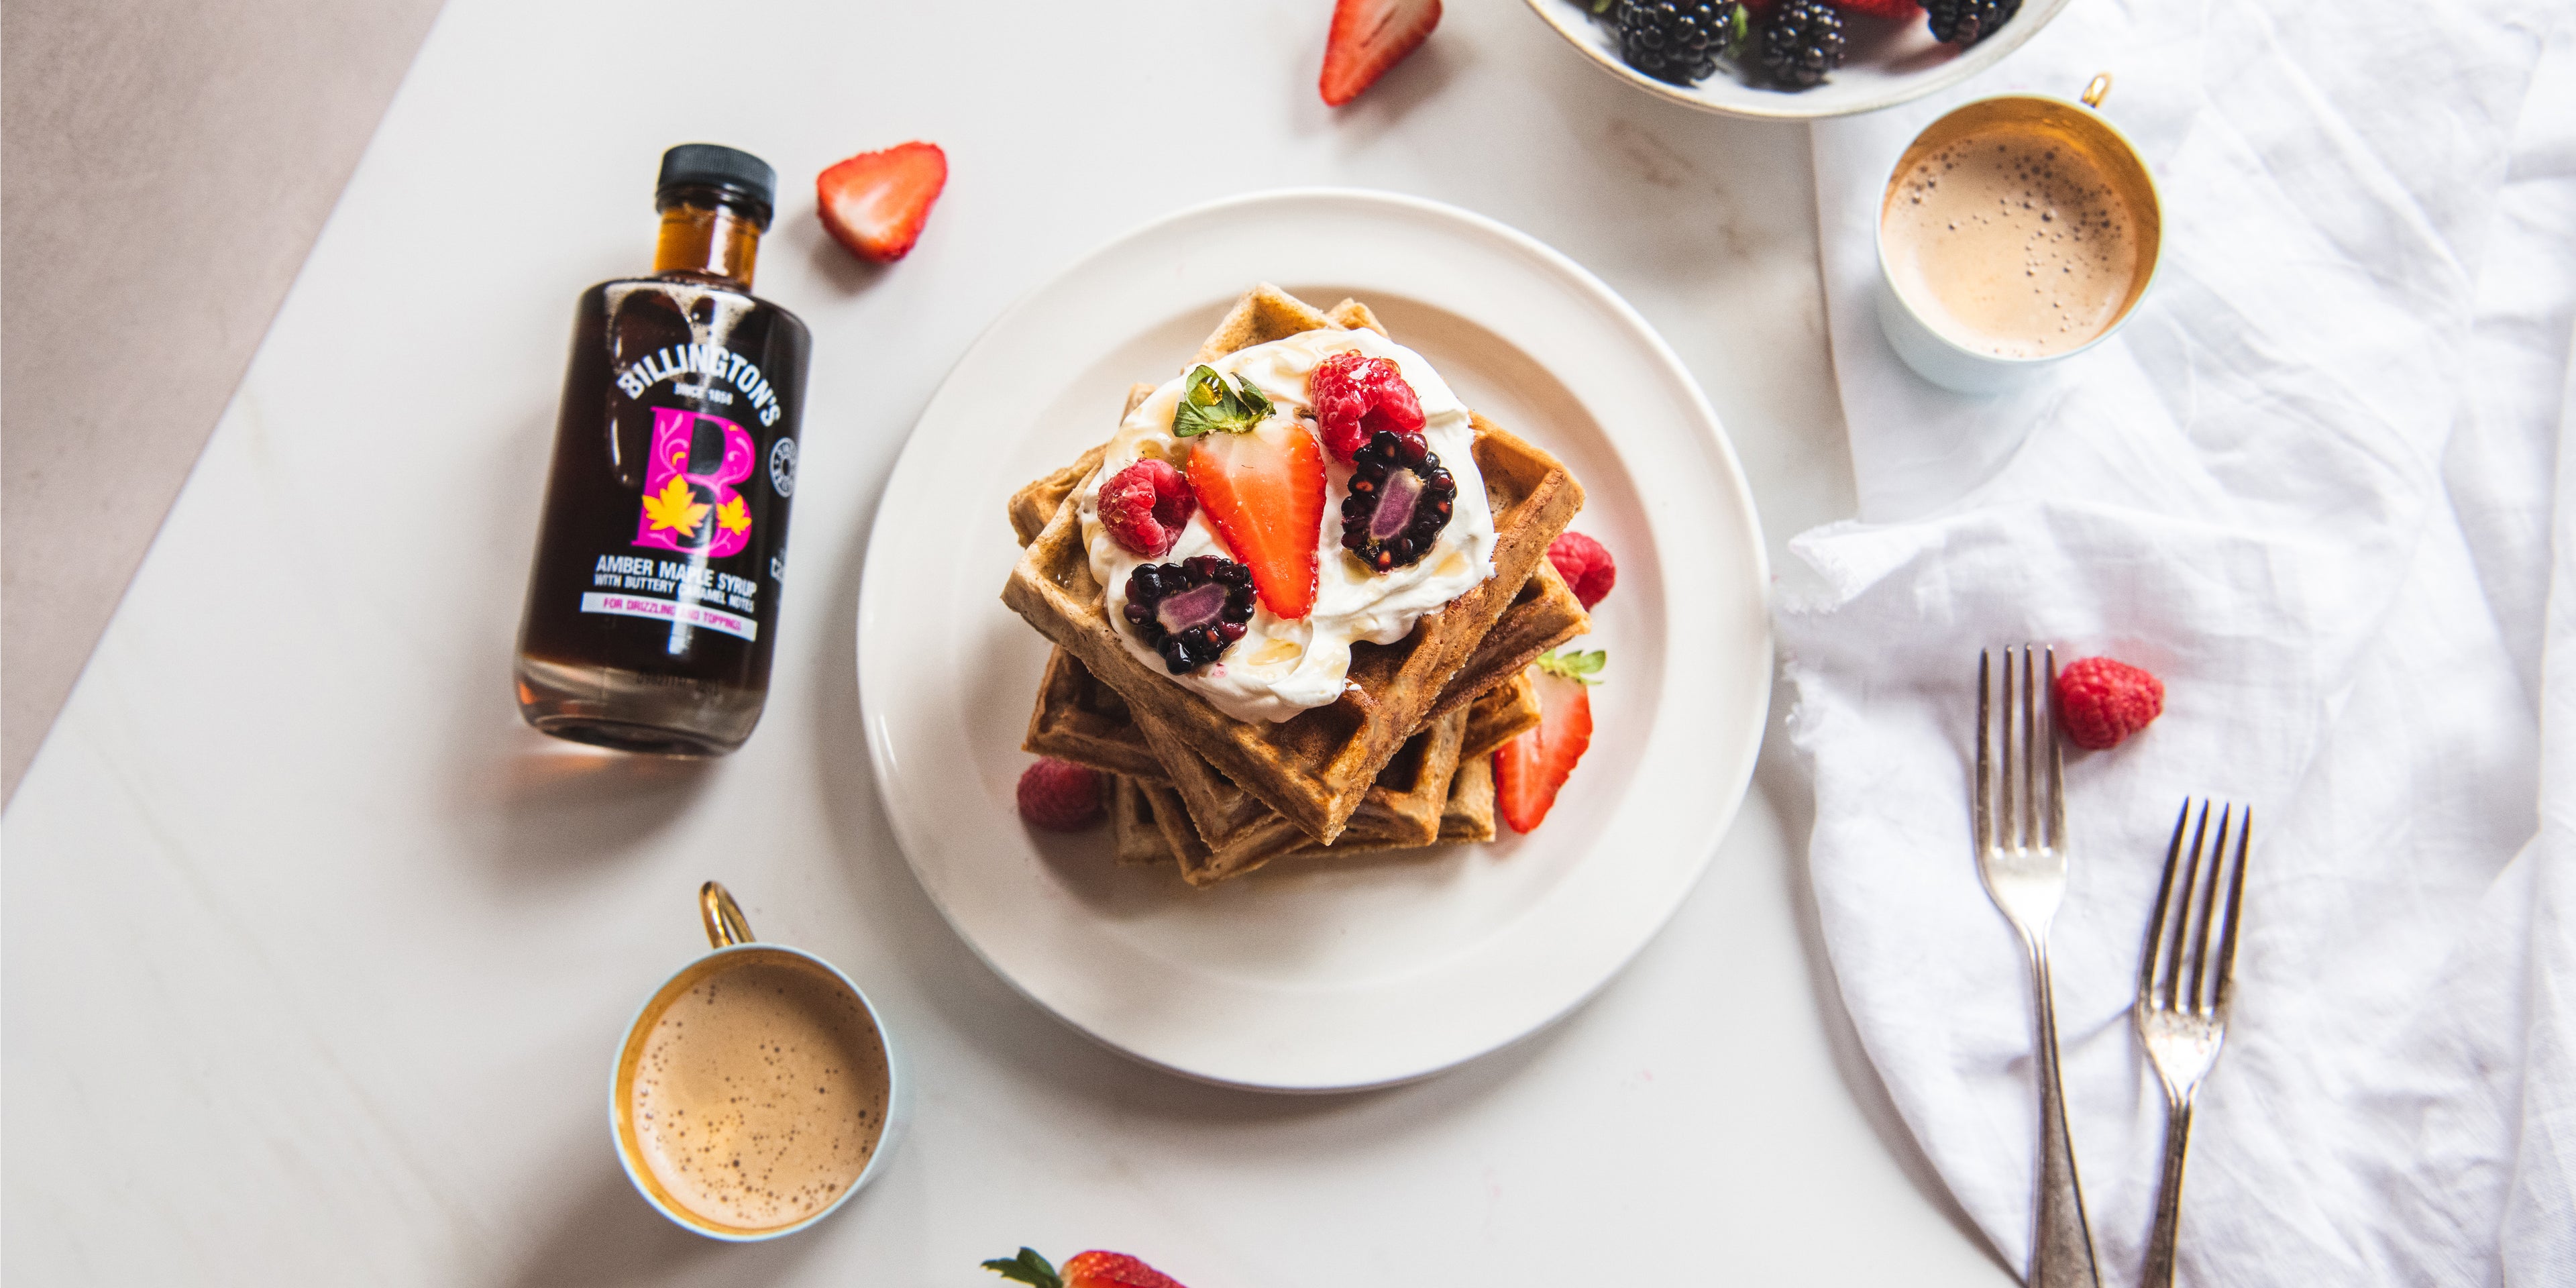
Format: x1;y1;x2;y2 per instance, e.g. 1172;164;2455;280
1;2;2009;1283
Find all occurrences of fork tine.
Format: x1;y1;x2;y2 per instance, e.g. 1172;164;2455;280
2213;808;2251;1009
2019;645;2037;853
1974;651;1993;855
2044;647;2065;852
1988;649;2009;850
2157;802;2211;1008
2141;801;2192;1006
2186;806;2232;1014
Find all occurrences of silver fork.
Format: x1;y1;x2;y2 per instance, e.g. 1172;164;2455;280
2135;801;2252;1288
1974;646;2104;1288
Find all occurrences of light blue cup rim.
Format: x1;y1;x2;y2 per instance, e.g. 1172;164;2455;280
606;883;905;1242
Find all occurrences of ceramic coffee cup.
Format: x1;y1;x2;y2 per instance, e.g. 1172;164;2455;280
1875;74;2163;394
609;882;906;1241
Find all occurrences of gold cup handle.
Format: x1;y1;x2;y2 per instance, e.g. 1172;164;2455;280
2082;73;2112;109
700;881;754;948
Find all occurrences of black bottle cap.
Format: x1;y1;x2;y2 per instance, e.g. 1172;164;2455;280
655;144;775;217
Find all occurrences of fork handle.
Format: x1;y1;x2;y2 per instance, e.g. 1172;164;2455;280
2142;1095;2195;1288
2027;947;2104;1288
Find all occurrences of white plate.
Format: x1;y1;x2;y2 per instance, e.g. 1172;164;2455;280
857;189;1770;1091
1524;0;2073;120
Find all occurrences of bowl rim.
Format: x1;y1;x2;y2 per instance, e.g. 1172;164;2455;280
1521;0;2078;121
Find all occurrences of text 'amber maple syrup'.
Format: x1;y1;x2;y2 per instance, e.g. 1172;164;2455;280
515;144;812;756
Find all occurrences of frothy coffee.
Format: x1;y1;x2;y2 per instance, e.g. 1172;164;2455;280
1884;125;2145;358
628;955;890;1230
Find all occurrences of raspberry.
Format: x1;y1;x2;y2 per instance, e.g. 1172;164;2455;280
1831;0;1921;18
1098;458;1194;557
1309;351;1426;462
1547;531;1617;609
2053;656;2164;750
1016;757;1104;830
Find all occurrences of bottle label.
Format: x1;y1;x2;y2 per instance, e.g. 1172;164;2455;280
613;342;786;426
577;592;757;641
633;407;757;558
767;436;799;497
518;282;807;699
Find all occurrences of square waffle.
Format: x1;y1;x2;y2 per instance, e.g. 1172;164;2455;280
1129;702;1466;883
1001;285;1585;843
1109;776;1172;866
1127;664;1523;881
1111;746;1499;878
1118;776;1210;873
1040;653;1532;883
1006;286;1389;545
1020;648;1164;782
1459;673;1542;761
1012;304;1580;762
1027;647;1539;788
1020;563;1574;781
1436;755;1499;843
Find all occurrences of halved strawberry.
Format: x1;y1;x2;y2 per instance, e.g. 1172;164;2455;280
1320;0;1442;107
1495;649;1602;833
1062;1252;1189;1288
985;1247;1190;1288
816;142;947;263
1185;420;1324;619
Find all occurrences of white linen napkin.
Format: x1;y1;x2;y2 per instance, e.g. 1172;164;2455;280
1778;0;2576;1281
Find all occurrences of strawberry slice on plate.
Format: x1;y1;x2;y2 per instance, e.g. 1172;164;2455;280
985;1247;1189;1288
816;141;947;263
1173;366;1323;619
1496;649;1603;833
1187;422;1324;620
1320;0;1442;106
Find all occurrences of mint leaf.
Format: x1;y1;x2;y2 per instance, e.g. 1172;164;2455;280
1170;364;1272;438
1537;649;1607;685
983;1248;1063;1288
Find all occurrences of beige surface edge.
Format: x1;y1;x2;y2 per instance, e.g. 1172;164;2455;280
0;0;448;802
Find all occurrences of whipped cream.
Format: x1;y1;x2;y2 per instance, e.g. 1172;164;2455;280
1076;327;1497;723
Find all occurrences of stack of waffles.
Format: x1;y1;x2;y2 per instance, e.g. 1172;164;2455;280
1001;285;1588;885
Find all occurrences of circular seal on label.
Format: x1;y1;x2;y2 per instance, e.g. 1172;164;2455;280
768;437;799;498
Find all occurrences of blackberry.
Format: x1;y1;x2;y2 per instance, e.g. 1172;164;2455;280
1925;0;2020;46
1758;0;1845;89
1340;429;1458;573
1124;555;1256;674
1610;0;1741;87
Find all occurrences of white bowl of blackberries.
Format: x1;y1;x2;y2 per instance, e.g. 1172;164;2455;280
1525;0;2072;118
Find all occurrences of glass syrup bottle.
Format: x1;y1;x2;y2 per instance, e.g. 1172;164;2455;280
514;144;811;755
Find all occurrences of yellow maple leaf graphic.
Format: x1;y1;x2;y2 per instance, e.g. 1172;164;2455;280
716;495;751;537
641;476;709;537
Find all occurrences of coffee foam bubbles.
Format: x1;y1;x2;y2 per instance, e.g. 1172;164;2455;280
629;956;889;1230
1884;127;2145;359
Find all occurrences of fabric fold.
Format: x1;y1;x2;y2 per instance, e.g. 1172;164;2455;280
1786;0;2571;1280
